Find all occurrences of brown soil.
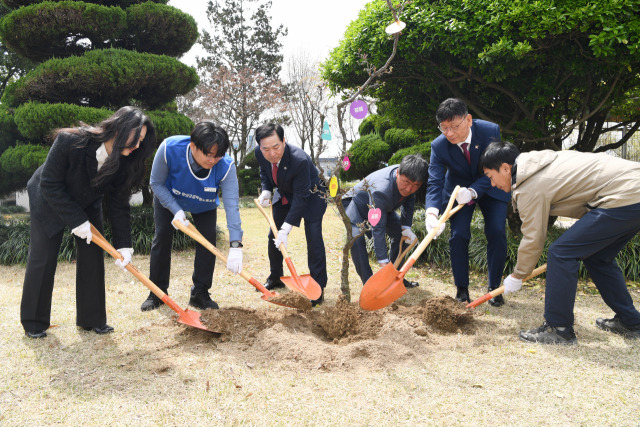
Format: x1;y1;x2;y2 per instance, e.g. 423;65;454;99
267;291;312;311
178;294;477;370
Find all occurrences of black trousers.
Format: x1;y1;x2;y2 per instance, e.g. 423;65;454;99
149;198;218;293
267;201;327;288
21;201;107;333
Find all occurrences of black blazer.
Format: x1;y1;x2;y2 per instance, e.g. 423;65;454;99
27;132;132;248
255;143;326;226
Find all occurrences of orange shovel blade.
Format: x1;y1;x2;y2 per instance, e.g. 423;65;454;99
280;274;322;300
176;308;210;332
359;263;407;311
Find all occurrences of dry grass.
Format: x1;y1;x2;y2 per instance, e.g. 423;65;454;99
1;206;639;425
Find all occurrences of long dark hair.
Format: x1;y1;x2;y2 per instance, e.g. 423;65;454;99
54;106;156;193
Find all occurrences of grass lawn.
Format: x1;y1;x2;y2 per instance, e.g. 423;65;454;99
1;205;639;425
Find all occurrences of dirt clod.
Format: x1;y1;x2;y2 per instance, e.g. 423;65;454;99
268;291;312;311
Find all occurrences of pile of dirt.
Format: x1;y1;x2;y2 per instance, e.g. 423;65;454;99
267;291;312;311
177;295;478;371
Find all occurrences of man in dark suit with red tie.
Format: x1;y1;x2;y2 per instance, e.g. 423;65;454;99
425;98;510;305
254;123;328;306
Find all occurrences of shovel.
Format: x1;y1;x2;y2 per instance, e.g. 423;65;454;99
359;186;465;311
253;199;322;300
395;236;418;269
172;220;299;309
466;264;548;308
89;224;212;332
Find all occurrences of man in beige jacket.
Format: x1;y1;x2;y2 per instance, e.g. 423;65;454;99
480;141;640;345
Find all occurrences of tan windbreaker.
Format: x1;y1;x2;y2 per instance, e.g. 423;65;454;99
511;150;640;278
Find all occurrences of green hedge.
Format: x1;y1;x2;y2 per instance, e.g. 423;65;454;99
124;2;198;57
0;205;224;265
388;142;432;165
384;128;420;151
2;48;199;109
341;133;391;181
0;1;195;61
2;0;168;8
357;114;392;137
0;1;126;61
13;102;193;143
237;149;261;197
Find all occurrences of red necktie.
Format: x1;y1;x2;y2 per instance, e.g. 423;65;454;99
272;163;287;205
461;142;471;165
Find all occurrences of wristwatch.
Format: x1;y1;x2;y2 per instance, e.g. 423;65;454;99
230;240;243;248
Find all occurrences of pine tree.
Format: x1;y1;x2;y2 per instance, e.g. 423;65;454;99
0;0;200;197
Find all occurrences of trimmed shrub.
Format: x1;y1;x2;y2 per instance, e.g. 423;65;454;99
388;142;432;165
124;2;198;57
237;149;261;197
3;0;167;8
384;128;420;151
358;115;377;136
0;143;48;174
341;133;391;181
2;48;199;109
0;1;126;61
0;105;20;154
0;1;190;61
145;110;193;142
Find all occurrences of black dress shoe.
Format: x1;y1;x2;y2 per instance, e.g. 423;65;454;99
141;292;164;312
83;324;114;335
455;287;470;303
25;330;47;339
488;292;505;307
403;279;419;289
264;278;286;291
189;289;219;310
311;291;324;307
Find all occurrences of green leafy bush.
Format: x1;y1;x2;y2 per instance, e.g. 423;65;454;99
13;102;193;142
237;150;261;196
2;48;199;109
0;1;126;61
357;114;393;138
383;128;419;151
388;142;431;166
342;133;391;181
124;2;198;57
0;205;224;265
3;0;168;8
0;1;194;61
0;105;20;154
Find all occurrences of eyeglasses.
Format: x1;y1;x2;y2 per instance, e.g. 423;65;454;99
438;115;468;133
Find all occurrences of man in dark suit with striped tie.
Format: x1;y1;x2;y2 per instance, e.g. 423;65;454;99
425;98;510;305
254;123;328;306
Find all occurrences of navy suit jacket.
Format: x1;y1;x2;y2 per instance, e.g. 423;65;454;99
255;143;326;226
425;119;510;211
343;165;416;261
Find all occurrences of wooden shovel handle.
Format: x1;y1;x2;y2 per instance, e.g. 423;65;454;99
253;198;290;259
394;236;418;269
466;264;548;308
405;186;463;267
89;224;173;305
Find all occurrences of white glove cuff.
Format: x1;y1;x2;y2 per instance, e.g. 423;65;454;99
281;222;293;234
425;207;439;217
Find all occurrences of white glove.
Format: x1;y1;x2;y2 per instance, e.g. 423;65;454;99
503;274;523;295
227;248;243;274
401;227;418;244
258;190;272;207
115;248;133;271
171;210;190;229
273;222;293;250
71;220;92;244
425;214;445;239
456;187;474;205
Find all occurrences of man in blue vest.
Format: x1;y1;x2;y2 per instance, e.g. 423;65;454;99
425;98;510;305
141;121;243;311
254;123;327;306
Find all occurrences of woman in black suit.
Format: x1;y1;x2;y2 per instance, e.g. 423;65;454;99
21;106;156;338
